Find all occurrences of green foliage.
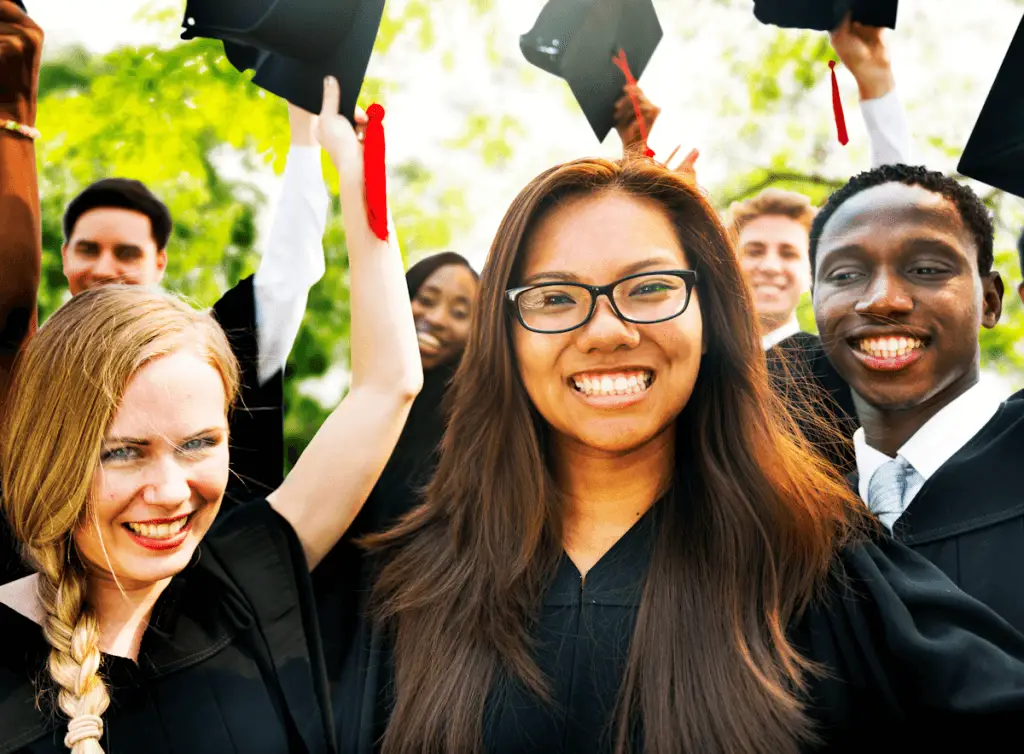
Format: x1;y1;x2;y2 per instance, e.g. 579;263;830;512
34;1;488;468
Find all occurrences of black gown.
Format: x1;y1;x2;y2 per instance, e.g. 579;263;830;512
766;331;858;474
0;501;333;754
0;275;285;586
319;499;1024;753
850;388;1024;634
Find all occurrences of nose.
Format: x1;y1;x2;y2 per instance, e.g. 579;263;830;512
757;249;784;276
854;268;914;317
141;456;192;508
574;295;640;353
91;251;120;280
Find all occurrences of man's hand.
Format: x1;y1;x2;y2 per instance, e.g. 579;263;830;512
614;84;660;156
830;12;895;101
0;0;43;125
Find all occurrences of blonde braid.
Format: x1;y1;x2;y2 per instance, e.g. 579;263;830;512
35;547;110;754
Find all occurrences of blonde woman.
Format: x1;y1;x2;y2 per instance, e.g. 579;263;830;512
0;77;421;754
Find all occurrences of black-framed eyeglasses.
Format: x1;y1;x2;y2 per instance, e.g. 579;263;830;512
505;269;699;334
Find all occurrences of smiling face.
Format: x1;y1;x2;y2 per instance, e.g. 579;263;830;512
512;191;703;455
73;350;230;590
737;215;811;332
813;182;1002;413
62;208;168;295
411;264;479;371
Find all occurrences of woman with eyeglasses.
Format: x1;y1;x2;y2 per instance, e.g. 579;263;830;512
322;157;1024;754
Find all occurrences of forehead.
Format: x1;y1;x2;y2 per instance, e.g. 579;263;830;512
737;215;809;249
521;191;687;280
420;264;478;298
817;183;976;264
107;351;227;438
71;208;154;246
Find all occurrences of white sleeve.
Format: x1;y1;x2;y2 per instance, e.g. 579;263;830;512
252;145;329;385
860;89;913;168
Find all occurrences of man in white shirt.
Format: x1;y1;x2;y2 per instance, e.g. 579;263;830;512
57;102;329;504
811;163;1024;632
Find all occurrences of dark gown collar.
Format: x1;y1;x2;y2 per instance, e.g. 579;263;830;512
0;549;247;753
545;502;658;607
892;396;1024;545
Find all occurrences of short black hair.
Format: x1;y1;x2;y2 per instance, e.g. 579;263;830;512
809;164;994;276
63;178;173;250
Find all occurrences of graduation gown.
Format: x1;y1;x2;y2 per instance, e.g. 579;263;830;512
0;501;334;754
317;495;1024;753
766;331;858;474
850;388;1024;634
211;274;286;508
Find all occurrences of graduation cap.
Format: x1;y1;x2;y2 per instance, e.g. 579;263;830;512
179;0;386;120
520;0;664;143
957;14;1024;199
12;0;26;11
752;0;898;32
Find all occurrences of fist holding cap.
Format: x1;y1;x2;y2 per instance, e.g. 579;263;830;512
0;0;43;124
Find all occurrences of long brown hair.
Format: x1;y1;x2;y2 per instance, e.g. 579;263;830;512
1;285;238;754
365;158;870;754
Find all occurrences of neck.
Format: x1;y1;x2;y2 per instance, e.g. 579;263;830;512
857;367;980;456
551;428;674;576
88;573;173;662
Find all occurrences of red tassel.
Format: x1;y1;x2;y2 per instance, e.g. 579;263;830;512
611;49;655;158
363;103;389;241
829;60;849;146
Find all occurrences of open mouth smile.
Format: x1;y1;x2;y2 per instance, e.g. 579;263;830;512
849;334;929;371
570;369;655;398
123;512;195;551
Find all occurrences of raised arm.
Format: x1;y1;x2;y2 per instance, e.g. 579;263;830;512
831;14;913;167
0;0;42;420
267;77;422;569
252;103;330;386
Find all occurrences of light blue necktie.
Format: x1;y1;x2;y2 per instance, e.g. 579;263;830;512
867;456;923;530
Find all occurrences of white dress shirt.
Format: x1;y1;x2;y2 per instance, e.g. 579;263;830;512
252;145;329;385
854;381;1005;530
761;316;802;351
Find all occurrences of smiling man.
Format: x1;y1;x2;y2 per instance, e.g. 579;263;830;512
811;163;1024;632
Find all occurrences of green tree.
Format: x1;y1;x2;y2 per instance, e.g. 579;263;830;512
34;0;490;466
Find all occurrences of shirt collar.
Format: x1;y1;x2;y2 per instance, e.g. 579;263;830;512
854;379;1004;501
761;316;802;351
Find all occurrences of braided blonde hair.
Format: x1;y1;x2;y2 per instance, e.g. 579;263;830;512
0;285;239;752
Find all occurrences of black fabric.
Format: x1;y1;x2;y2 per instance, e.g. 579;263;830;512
766;331;858;474
0;500;334;754
957;13;1024;200
850;389;1024;634
179;0;386;120
212;274;285;510
752;0;898;32
520;0;664;141
318;488;1024;753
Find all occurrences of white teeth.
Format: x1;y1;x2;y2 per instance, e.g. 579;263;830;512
857;336;924;359
572;371;653;396
126;516;189;540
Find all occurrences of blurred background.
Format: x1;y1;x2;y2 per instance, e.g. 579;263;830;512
28;0;1024;464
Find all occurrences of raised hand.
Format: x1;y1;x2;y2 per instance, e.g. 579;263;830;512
830;12;895;101
613;84;661;156
0;0;43;125
314;76;370;194
662;145;699;185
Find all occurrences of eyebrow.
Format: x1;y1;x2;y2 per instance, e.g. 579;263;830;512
103;427;225;446
521;256;685;285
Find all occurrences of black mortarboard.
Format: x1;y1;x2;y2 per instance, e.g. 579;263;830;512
520;0;663;142
957;15;1024;199
180;0;386;119
752;0;898;32
13;0;26;11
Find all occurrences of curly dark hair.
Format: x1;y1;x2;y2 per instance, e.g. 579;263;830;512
809;164;994;276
